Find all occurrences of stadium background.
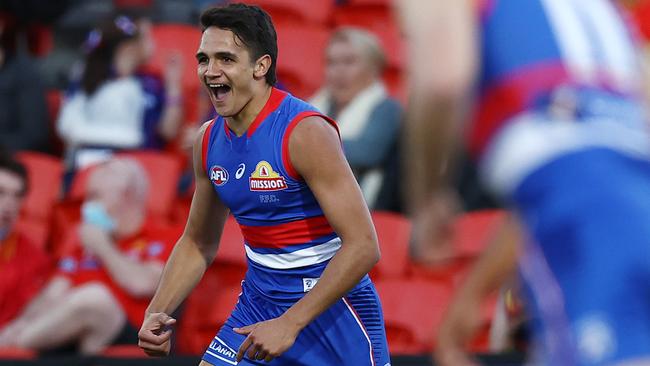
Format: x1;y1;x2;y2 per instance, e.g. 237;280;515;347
2;0;650;365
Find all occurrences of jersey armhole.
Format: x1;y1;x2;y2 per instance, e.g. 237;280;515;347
201;118;217;175
281;111;341;181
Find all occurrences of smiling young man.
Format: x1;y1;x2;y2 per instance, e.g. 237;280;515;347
137;4;390;366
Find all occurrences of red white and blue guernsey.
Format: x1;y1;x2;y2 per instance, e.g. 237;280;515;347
200;88;390;366
473;2;650;366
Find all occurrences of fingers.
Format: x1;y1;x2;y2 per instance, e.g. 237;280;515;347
247;343;261;360
155;313;176;327
233;324;255;335
138;329;172;357
237;335;253;362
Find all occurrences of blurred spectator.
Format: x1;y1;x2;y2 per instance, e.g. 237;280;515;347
0;14;51;153
0;148;52;331
0;158;175;355
310;27;402;209
57;14;183;171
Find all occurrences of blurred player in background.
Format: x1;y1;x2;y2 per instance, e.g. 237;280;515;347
399;0;650;365
138;4;389;365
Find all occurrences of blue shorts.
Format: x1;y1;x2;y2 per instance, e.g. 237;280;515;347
201;280;390;366
513;148;650;366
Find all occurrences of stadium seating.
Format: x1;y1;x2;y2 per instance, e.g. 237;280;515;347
275;23;330;99
14;218;49;250
370;211;411;279
376;278;454;353
452;209;507;258
16;152;63;223
146;24;203;123
68;151;183;222
176;276;242;355
240;0;333;25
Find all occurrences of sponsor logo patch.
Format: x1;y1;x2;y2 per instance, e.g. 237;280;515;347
207;337;237;365
210;165;229;186
235;163;246;179
249;161;287;191
303;278;320;292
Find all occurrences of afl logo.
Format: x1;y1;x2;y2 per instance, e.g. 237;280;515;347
210;165;229;186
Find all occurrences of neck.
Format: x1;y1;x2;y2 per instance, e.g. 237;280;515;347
226;85;273;136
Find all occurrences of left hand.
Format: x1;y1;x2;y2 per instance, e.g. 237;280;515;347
234;316;301;363
78;223;112;255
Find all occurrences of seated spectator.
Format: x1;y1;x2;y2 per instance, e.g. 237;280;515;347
0;13;51;153
57;14;183;171
0;158;175;355
0;148;52;332
310;27;402;209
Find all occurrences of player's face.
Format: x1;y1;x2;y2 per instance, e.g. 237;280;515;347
0;170;25;236
196;27;258;118
325;39;376;107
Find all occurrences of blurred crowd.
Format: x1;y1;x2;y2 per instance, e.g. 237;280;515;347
1;0;649;360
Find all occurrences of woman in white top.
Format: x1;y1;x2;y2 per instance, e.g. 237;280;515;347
58;15;181;170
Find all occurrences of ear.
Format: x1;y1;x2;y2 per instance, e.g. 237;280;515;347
253;54;272;80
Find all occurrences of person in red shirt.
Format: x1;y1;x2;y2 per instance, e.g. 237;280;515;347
0;150;52;332
0;158;175;354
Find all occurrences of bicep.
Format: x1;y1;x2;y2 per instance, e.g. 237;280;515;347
289;117;376;243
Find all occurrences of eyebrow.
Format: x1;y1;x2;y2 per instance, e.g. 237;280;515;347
195;51;239;61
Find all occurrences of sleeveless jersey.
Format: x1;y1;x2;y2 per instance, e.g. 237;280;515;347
470;0;645;158
202;87;370;301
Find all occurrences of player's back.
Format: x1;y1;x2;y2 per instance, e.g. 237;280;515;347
473;0;650;196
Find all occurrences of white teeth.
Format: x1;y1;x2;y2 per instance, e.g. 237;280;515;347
208;83;226;88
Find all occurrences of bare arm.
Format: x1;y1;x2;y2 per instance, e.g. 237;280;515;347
139;121;229;356
282;116;380;328
146;121;229;315
435;214;521;366
397;0;478;213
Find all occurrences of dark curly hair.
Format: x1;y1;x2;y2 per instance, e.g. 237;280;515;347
200;3;277;85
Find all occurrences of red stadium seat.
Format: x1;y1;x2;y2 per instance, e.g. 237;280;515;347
240;0;333;25
0;347;36;359
146;24;203;123
101;344;147;358
14;218;49;250
370;211;411;279
332;3;395;31
176;271;242;355
452;209;507;258
376;278;454;353
68;151;183;221
16;152;63;222
275;23;330;99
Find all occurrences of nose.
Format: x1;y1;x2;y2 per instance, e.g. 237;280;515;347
205;59;222;79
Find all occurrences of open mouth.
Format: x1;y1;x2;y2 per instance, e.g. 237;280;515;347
208;83;232;101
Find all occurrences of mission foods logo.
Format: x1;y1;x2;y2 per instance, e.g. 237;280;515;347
249;161;287;191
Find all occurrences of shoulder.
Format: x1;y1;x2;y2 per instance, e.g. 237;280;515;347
289;115;339;148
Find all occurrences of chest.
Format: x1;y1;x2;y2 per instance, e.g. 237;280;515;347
206;132;297;215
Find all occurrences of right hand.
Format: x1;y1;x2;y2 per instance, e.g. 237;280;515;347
138;312;176;357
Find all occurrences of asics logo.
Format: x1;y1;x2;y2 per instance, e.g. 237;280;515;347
235;163;246;179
